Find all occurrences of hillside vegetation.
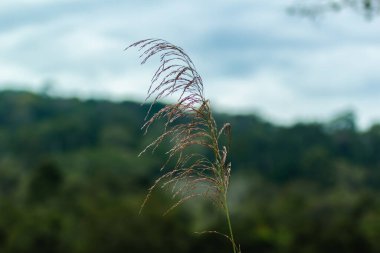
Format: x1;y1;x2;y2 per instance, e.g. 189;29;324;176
0;90;379;253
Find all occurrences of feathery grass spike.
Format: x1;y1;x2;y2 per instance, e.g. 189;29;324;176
127;38;240;253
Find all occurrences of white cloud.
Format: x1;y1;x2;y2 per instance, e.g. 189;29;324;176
0;0;379;129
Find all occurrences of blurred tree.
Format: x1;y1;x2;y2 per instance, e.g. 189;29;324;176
28;161;63;204
289;0;380;19
0;90;379;252
360;210;380;251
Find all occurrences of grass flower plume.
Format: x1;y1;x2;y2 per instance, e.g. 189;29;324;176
127;38;240;253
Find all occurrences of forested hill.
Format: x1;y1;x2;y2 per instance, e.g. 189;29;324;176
1;90;380;253
0;90;379;184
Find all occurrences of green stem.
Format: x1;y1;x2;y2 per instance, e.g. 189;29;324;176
204;101;238;252
224;194;237;253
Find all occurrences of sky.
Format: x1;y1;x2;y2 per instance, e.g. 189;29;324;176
1;0;380;129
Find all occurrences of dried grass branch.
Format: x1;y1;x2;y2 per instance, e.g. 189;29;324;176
127;38;240;253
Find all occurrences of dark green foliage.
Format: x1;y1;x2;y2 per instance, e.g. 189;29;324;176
28;161;63;203
0;90;379;252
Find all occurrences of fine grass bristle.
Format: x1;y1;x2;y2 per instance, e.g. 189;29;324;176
127;38;240;253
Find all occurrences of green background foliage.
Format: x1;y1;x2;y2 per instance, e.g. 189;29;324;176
0;90;379;252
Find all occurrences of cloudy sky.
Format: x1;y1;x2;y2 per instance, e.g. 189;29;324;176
1;0;380;128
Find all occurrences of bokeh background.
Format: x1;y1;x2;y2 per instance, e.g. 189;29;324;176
0;1;380;252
